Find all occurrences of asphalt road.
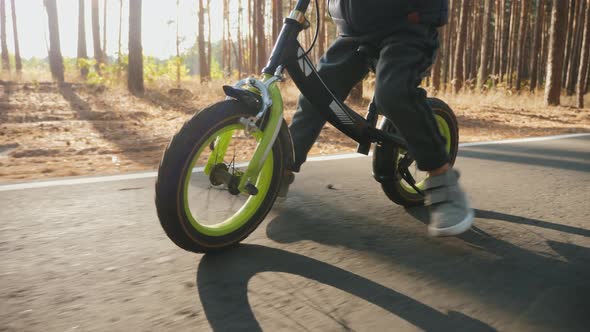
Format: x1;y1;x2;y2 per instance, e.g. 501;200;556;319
1;134;589;332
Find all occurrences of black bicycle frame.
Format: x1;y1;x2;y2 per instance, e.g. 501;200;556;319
262;0;409;152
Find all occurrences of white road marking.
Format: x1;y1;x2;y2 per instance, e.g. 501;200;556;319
0;171;159;192
458;133;590;147
1;133;588;192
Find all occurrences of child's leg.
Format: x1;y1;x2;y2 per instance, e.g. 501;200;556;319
373;24;448;172
374;23;473;236
289;37;370;172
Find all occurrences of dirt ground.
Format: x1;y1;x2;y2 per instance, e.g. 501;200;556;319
1;80;589;182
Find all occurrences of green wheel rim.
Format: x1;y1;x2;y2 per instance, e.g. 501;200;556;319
399;114;452;193
182;124;274;237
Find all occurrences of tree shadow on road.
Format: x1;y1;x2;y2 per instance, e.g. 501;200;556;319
58;83;94;114
58;83;164;167
196;244;494;332
263;200;590;331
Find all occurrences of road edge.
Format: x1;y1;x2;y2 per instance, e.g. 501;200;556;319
1;133;589;192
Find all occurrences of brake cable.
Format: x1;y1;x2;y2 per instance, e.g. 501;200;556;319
297;0;320;60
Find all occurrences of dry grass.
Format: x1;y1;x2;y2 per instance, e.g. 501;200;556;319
432;90;590;142
0;77;588;182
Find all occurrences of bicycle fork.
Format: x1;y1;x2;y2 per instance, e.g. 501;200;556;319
203;73;285;196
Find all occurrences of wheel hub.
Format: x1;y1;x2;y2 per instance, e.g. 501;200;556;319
209;163;241;195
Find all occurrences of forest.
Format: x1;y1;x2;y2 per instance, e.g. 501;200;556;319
0;0;587;105
0;0;589;181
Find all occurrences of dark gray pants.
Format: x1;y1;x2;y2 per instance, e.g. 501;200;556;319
289;23;449;172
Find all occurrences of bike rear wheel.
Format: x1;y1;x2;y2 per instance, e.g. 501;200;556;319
376;98;459;207
155;100;288;253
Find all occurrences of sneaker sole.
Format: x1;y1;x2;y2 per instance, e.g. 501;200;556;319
428;209;475;237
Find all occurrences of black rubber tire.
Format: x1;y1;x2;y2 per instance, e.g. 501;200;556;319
155;100;287;253
377;98;459;207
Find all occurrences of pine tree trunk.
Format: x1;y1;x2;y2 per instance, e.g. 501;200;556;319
462;3;471;83
464;2;475;83
44;0;64;83
495;0;503;77
207;0;212;77
103;0;107;57
540;0;552;86
92;0;103;71
453;0;470;93
272;0;283;43
442;0;455;89
452;1;460;80
431;27;442;92
176;0;181;87
530;0;544;91
256;0;266;72
317;0;326;57
566;0;586;95
576;2;590;107
249;0;255;73
499;0;511;82
77;0;88;78
0;0;9;71
10;0;20;71
222;0;227;74
197;0;208;82
507;0;519;88
224;0;232;76
237;1;243;77
128;0;144;95
117;0;122;74
545;0;568;106
272;0;278;43
478;0;493;89
472;2;483;81
229;21;239;78
515;0;528;91
488;2;496;80
562;0;576;83
492;0;502;76
267;1;273;57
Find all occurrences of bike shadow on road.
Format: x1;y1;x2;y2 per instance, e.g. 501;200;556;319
262;199;590;331
196;244;494;332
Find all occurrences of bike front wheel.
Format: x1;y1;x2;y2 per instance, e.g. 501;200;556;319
155;100;288;253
